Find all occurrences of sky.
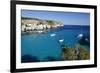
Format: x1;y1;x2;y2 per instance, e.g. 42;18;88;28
21;10;90;25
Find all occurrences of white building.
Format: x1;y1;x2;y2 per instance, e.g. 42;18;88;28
21;24;26;32
36;24;44;30
46;25;51;29
26;26;32;31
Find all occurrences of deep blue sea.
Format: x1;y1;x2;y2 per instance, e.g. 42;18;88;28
21;25;90;62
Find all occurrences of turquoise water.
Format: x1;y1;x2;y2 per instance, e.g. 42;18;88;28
21;25;90;62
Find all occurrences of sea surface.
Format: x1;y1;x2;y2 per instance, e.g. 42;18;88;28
21;25;90;62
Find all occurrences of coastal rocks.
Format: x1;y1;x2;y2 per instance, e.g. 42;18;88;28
62;44;90;60
78;47;90;60
62;48;78;60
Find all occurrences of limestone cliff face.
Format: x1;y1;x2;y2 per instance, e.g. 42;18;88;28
21;17;43;25
21;17;63;32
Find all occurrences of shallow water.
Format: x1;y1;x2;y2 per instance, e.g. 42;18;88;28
21;25;90;62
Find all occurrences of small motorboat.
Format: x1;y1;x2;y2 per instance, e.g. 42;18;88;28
59;39;64;43
77;33;83;39
50;33;56;37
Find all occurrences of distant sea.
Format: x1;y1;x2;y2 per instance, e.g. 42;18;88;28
21;25;90;62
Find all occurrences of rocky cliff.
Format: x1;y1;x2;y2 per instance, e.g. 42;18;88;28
21;17;63;33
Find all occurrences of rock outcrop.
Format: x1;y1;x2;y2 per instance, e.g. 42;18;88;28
62;44;90;60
